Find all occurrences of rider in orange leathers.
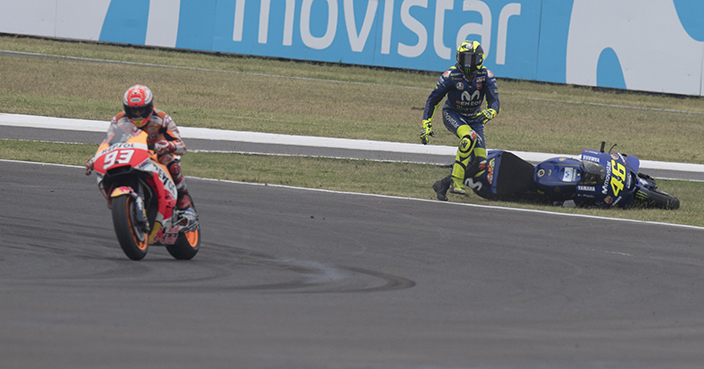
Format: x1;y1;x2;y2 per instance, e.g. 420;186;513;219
86;85;192;210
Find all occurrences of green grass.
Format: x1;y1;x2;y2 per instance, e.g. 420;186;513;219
3;139;703;227
3;36;704;161
1;35;704;227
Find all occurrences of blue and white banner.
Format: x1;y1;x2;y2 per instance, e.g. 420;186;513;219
2;0;703;96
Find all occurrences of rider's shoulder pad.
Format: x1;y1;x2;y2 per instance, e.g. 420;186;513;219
478;67;496;80
443;66;464;81
154;109;168;119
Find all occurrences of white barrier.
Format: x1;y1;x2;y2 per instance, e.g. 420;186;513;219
3;112;704;173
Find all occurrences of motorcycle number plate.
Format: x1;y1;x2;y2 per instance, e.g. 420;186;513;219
103;149;135;170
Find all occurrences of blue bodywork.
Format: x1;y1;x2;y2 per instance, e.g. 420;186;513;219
470;148;652;209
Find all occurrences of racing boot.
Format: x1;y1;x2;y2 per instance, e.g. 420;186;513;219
432;175;452;201
449;175;466;195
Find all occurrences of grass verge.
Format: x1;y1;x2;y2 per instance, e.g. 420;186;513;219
2;139;702;228
2;36;704;163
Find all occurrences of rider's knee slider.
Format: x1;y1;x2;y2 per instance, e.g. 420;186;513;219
458;132;478;154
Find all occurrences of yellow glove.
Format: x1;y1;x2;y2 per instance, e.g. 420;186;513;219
473;108;497;124
420;119;435;145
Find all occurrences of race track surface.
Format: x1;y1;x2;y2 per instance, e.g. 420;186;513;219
2;160;704;369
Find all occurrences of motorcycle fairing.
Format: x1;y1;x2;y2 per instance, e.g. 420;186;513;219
92;123;180;235
89;120;201;258
110;187;133;198
576;149;635;208
149;222;181;245
533;157;584;201
138;160;178;220
92;134;150;176
453;146;675;209
134;157;180;246
625;154;640;174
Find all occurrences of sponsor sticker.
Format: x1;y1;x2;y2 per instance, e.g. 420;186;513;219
562;167;576;182
602;160;612;194
97;142;147;157
486;158;495;184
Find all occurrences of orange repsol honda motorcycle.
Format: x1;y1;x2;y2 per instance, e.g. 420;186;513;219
89;120;200;260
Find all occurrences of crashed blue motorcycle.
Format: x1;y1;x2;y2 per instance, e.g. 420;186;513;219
435;142;680;209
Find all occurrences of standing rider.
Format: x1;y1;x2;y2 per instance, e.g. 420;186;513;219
420;40;500;201
86;84;193;210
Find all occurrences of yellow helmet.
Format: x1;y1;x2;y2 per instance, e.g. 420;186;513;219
456;40;485;77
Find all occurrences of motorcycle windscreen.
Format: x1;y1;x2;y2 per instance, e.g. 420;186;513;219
625;154;640;173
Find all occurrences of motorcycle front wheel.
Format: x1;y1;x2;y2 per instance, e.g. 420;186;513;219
112;194;149;260
636;187;680;210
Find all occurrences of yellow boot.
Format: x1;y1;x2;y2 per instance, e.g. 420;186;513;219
450;172;466;195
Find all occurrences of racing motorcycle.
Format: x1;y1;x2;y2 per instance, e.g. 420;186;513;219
89;120;201;260
463;142;679;209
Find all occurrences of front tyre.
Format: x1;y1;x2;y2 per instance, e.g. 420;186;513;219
166;225;200;260
635;187;680;210
112;194;149;260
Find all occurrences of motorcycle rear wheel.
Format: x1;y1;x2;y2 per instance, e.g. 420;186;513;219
112;194;149;260
165;225;200;260
636;187;680;210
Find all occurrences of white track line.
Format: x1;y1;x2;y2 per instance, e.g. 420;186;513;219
4;158;700;231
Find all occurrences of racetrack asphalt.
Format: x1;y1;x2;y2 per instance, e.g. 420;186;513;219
5;112;704;368
3;151;704;367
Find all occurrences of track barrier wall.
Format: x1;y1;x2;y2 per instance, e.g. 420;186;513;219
1;0;704;96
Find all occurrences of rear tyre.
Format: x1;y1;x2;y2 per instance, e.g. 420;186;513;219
112;194;149;260
636;187;680;210
166;225;200;260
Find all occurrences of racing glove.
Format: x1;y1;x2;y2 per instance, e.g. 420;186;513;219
419;119;435;145
85;157;94;176
154;140;176;155
473;108;497;124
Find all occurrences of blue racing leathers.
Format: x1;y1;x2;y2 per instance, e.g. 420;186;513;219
423;64;500;190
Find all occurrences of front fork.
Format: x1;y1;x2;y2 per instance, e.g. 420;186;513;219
134;195;149;232
110;186;150;233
